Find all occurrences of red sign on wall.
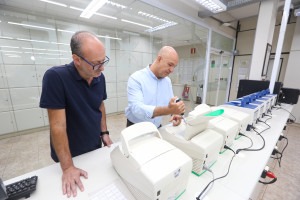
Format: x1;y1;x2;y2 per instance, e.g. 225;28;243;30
191;48;196;54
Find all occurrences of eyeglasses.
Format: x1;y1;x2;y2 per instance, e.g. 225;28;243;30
77;54;110;70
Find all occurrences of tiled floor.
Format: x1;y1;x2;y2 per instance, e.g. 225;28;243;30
0;113;299;199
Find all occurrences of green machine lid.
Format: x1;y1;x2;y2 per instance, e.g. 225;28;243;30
204;109;224;116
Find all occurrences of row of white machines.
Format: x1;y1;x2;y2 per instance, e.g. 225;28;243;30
110;90;279;200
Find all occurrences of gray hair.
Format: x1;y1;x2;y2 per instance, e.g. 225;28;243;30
70;31;98;56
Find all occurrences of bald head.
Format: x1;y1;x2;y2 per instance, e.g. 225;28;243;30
158;46;178;61
70;31;102;57
151;46;179;78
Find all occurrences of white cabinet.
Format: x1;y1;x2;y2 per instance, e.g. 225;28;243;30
0;111;17;135
0;89;13;112
0;65;8;88
117;97;127;113
117;82;127;97
105;98;118;114
36;65;52;87
106;82;117;98
5;65;38;87
104;67;117;82
10;87;40;110
14;108;44;131
42;109;49;126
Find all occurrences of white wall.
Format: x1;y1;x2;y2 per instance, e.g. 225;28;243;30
283;18;300;123
229;14;296;101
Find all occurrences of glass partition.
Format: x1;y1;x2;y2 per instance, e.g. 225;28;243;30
0;1;209;135
206;31;234;106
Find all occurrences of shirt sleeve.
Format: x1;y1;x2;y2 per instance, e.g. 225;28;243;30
40;68;66;109
127;75;155;121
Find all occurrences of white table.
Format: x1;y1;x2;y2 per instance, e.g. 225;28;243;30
4;104;292;200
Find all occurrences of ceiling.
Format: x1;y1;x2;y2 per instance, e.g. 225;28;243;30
0;0;299;47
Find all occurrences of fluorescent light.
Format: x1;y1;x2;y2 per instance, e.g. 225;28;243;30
145;21;177;33
0;36;14;39
70;6;116;19
69;6;83;11
80;0;108;19
0;50;22;53
22;47;47;51
7;55;21;58
17;38;50;43
42;57;70;60
121;19;152;28
195;0;226;13
0;46;19;49
138;11;169;23
40;0;67;7
8;22;55;31
96;35;122;40
122;31;140;36
106;1;127;9
51;42;69;45
94;12;117;20
47;49;69;52
57;29;75;34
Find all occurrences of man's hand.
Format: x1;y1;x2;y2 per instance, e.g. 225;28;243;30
102;134;113;147
169;114;182;126
62;166;88;198
168;97;185;115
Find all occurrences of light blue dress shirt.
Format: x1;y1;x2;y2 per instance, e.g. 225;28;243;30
125;65;174;127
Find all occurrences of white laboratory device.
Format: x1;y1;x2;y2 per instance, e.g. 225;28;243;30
192;104;239;152
110;122;192;200
211;106;251;138
159;110;223;176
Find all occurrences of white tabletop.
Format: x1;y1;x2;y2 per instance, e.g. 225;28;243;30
4;104;292;200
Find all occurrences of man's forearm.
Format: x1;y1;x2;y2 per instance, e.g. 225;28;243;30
152;106;172;118
51;129;74;170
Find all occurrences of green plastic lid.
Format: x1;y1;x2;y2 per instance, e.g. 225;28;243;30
204;109;224;116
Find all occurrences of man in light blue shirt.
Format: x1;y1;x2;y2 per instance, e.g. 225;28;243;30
125;46;185;128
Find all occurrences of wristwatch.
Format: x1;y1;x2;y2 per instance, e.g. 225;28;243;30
101;131;109;136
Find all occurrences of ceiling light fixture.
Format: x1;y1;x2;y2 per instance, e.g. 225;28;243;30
121;19;152;28
138;11;169;23
51;42;70;45
57;29;75;34
0;36;13;39
0;50;22;53
80;0;108;19
94;12;117;20
145;21;177;33
96;35;122;40
17;38;50;43
122;31;140;36
40;0;67;7
195;0;226;13
22;47;47;51
106;1;127;9
70;6;116;19
8;22;55;31
0;46;19;49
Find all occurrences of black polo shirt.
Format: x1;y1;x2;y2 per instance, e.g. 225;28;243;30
40;62;107;162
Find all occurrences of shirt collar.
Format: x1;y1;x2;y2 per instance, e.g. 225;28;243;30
68;61;82;81
146;64;159;80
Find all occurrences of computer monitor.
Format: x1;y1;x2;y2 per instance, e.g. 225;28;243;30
278;87;300;104
237;79;283;101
